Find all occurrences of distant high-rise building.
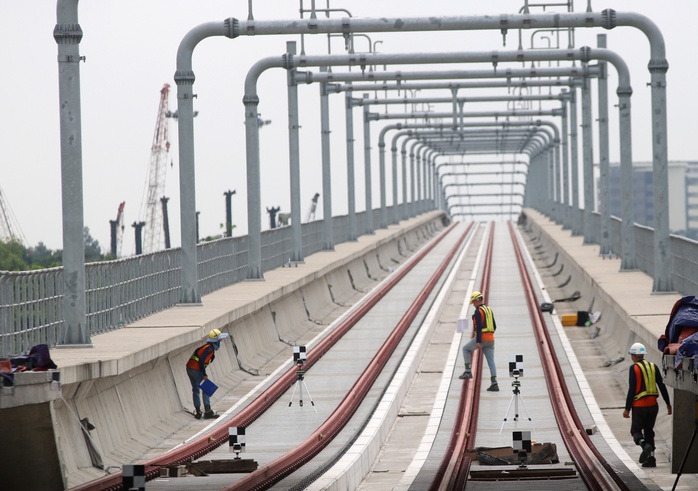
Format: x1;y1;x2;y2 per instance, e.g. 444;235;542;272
601;161;698;236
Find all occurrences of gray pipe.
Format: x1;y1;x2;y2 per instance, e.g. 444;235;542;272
234;47;628;290
569;87;581;235
560;90;570;229
581;69;595;245
362;94;374;233
320;67;334;249
597;34;611;256
287;42;303;263
54;0;90;344
345;85;357;240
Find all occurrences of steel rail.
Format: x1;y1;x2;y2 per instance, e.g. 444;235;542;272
429;224;495;491
431;221;631;490
69;222;464;491
508;221;629;490
224;224;472;490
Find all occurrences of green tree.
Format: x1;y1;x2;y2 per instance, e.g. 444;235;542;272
0;240;27;271
83;227;103;262
26;242;62;269
0;226;104;272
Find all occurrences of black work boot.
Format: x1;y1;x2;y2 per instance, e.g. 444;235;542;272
194;408;202;419
203;405;219;419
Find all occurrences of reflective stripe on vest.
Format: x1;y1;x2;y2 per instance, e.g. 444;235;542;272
479;305;495;333
633;360;658;401
190;345;213;367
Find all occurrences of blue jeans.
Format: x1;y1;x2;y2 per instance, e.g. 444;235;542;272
462;338;496;378
186;367;210;410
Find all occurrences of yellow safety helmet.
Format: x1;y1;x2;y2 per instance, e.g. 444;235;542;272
208;328;230;342
470;291;484;303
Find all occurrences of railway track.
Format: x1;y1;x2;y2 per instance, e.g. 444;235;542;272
424;222;631;490
72;220;640;490
72;222;473;491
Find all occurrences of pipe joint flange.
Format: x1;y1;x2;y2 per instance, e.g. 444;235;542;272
294;71;312;85
578;46;592;64
601;9;617;30
282;53;295;70
53;23;83;44
174;69;196;86
242;94;260;105
648;58;669;74
225;18;240;39
616;86;633;97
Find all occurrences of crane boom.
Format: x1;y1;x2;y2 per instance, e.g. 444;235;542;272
139;84;171;254
0;185;26;245
115;201;125;257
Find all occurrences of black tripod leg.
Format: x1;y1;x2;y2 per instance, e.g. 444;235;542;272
672;426;698;491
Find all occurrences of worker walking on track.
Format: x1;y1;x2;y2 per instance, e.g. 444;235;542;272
623;342;672;468
459;291;498;391
186;329;230;419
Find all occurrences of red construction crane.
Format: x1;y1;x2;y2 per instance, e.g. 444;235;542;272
138;84;171;254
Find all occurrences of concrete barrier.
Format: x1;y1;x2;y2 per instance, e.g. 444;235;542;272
268;290;321;345
301;278;342;325
520;211;669;365
347;258;376;293
326;268;359;307
1;212;447;489
520;209;692;473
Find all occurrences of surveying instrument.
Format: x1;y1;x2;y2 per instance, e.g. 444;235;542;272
500;355;534;433
288;346;317;413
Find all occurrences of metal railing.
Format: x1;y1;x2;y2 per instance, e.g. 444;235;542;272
541;205;695;294
0;206;429;357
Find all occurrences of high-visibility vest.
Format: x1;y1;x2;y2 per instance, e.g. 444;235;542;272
633;360;659;401
478;305;495;333
187;344;215;371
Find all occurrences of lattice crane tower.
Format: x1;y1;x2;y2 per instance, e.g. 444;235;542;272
113;201;125;258
0;185;26;245
139;83;171;254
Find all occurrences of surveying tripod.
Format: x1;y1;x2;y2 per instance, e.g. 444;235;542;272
288;361;317;413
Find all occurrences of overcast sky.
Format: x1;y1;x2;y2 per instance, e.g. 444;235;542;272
2;0;696;254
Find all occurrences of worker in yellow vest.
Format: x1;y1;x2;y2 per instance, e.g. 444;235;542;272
622;342;672;468
459;291;498;391
186;329;229;419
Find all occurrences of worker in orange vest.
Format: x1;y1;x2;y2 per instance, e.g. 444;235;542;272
459;291;498;391
623;342;672;468
186;329;230;419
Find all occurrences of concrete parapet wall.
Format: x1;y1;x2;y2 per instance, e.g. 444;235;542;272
522;210;675;367
521;209;693;473
9;211;447;490
268;290;319;345
347;257;376;293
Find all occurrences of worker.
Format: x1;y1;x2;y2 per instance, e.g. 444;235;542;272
622;342;672;468
459;291;498;391
186;328;230;419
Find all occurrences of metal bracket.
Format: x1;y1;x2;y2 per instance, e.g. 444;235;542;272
57;55;86;63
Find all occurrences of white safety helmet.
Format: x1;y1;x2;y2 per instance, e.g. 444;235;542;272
628;342;647;356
